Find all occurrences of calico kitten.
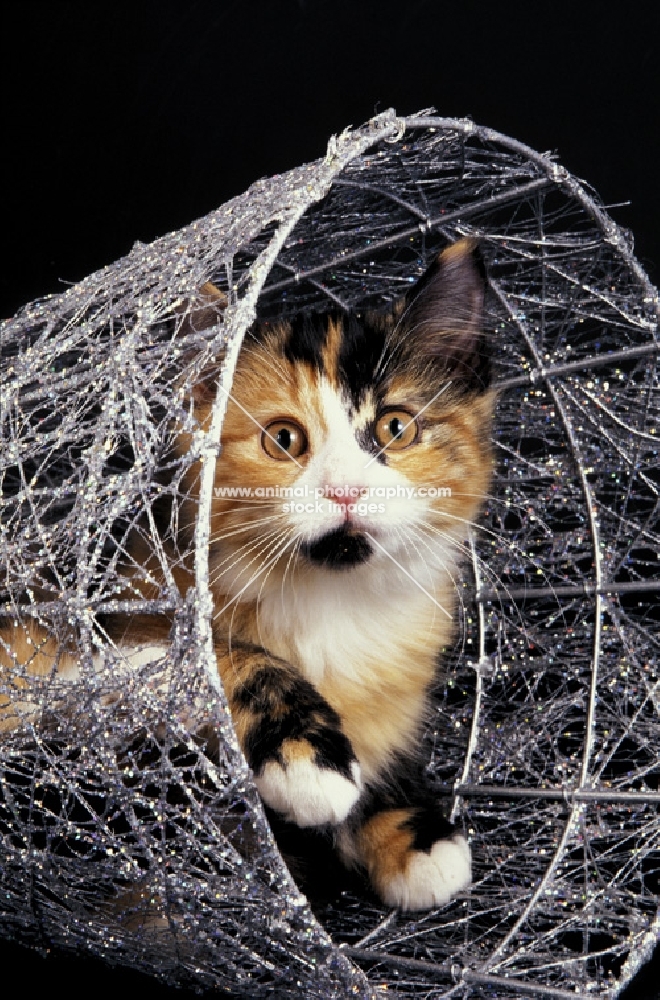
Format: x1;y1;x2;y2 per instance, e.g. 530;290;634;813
0;239;493;910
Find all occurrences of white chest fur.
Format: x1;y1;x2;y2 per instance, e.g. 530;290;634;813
252;553;454;689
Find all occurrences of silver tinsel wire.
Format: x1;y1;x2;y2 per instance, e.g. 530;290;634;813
0;110;658;998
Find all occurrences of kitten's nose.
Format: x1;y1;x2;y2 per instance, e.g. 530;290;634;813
322;485;367;501
322;485;367;523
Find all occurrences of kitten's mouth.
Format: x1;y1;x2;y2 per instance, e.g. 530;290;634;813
301;525;373;569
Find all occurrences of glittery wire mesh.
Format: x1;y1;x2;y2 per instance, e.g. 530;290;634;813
1;110;659;997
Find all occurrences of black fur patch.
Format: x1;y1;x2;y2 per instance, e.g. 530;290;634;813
337;313;388;409
265;809;371;903
302;525;373;568
401;805;456;853
236;666;356;779
354;747;456;850
283;312;329;369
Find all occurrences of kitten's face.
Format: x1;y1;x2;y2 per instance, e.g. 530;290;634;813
199;240;494;598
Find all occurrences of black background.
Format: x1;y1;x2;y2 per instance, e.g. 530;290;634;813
1;2;658;996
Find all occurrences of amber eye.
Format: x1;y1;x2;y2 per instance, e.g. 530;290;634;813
374;409;419;451
262;419;308;461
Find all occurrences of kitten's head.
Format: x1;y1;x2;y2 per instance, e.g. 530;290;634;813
196;239;494;601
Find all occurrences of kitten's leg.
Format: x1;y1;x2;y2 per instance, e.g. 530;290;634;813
340;800;471;911
217;640;361;827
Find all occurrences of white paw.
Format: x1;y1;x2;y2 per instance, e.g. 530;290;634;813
383;834;471;911
254;758;362;827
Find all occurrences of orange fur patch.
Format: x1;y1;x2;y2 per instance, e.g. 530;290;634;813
356;809;416;890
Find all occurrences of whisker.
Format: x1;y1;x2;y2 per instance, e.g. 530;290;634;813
365;531;452;619
211;529;292;605
414;517;534;637
412;517;473;559
211;498;289;507
252;532;301;646
213;530;302;621
209;526;290;588
225;529;301;681
403;522;470;644
393;524;450;632
432;488;541;521
277;535;303;616
212;523;295;584
241;334;291;385
209;512;287;545
425;505;554;580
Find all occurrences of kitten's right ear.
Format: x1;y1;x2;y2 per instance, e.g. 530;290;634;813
401;238;490;392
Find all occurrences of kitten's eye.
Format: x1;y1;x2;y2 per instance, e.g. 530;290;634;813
262;419;308;461
374;409;418;451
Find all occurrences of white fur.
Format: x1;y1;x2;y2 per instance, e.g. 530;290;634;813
117;644;170;669
292;378;434;543
255;551;454;689
92;643;169;674
254;757;362;827
382;834;471;911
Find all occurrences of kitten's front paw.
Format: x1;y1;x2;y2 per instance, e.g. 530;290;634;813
254;743;362;827
381;834;471;911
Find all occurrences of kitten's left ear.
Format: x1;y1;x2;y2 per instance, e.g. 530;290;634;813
402;238;490;392
177;281;228;341
175;282;229;406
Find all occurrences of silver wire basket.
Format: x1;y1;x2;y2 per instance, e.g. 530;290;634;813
1;111;658;998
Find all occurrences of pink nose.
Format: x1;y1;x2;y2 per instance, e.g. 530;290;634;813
322;485;366;500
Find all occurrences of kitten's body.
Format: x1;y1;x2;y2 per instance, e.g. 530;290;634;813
0;239;494;910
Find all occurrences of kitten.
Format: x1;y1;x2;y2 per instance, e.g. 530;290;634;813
0;239;493;910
